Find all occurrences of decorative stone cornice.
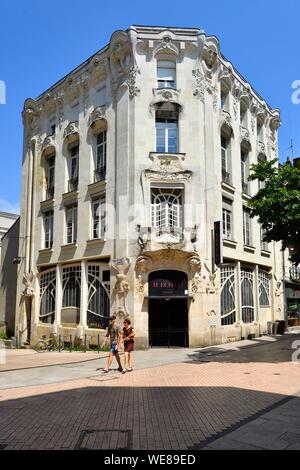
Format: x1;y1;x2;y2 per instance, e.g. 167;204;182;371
150;88;182;112
42;135;56;153
144;153;192;182
64;121;79;140
89;106;106;128
153;34;180;58
240;127;252;150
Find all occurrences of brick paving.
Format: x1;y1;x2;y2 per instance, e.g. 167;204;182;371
1;343;300;450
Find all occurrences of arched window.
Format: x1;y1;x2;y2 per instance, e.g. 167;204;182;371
151;188;183;241
157;60;176;89
221;132;231;185
241;268;255;323
87;265;110;329
39;270;56;324
258;270;271;307
241;147;250;195
220;265;236;326
62;266;81;324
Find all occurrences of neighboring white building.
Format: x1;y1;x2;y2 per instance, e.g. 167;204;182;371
15;26;284;348
0;212;19;334
0;212;19;262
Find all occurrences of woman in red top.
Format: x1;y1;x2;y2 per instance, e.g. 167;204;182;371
122;318;135;374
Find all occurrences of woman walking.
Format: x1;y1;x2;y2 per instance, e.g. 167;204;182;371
122;318;135;374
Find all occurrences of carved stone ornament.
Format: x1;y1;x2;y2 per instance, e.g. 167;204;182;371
258;141;266;155
186;256;202;274
108;30;140;100
23;99;39;129
22;272;34;298
42;135;56;152
200;41;219;79
64;121;79;140
136;275;145;297
136;256;152;274
232;82;243;120
206;274;217;294
89;106;106;127
240;128;252;150
144;153;192;183
64;76;81;102
151;88;182;112
269;114;281;132
153;34;180;58
221;111;234;137
110;257;132;294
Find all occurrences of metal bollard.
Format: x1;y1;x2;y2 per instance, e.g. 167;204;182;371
59;335;62;352
70;335;73;352
84;334;87;353
97;334;100;354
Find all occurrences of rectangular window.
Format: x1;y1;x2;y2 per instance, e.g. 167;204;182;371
157;61;176;89
66;205;78;244
257;119;263;140
240;104;247;127
156;119;178;153
243;208;252;246
69;144;79;191
92;197;106;240
95;131;107;181
258;270;271;307
44;211;54;249
222;198;233;241
71;102;79;122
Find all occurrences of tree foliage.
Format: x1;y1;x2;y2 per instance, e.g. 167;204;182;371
248;159;300;265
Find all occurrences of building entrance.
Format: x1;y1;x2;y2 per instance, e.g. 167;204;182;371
148;270;189;348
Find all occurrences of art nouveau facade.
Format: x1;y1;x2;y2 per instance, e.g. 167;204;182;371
16;25;284;348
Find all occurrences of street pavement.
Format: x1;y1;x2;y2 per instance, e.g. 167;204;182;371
0;334;300;450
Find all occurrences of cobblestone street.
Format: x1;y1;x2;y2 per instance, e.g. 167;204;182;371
0;334;300;450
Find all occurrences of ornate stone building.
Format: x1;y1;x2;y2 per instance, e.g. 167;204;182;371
15;26;284;348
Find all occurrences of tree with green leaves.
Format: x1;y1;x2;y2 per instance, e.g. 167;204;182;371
248;159;300;265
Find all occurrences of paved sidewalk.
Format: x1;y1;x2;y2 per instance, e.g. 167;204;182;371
0;335;299;450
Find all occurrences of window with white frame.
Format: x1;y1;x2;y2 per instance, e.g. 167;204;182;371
62;266;81;309
92;196;106;240
243;208;252;246
48;116;56;136
257;154;267;190
222;198;233;241
87;265;110;329
157;60;176;89
156;103;179;153
46;155;55;200
68;144;79;192
258;270;271;307
39;269;56;324
66;205;78;244
151;188;183;241
94;131;107;182
44;210;54;249
220;265;236;326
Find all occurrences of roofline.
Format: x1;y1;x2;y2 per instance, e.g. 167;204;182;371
0;211;19;219
1;217;20;241
31;25;279;114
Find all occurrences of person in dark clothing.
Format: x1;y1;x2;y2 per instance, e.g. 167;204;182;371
122;317;135;374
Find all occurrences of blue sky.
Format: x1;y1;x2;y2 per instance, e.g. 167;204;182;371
0;0;299;213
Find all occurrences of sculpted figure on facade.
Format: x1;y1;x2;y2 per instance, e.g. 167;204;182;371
22;272;34;298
